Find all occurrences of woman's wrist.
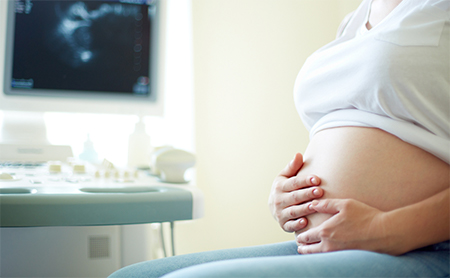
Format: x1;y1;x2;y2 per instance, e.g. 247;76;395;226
383;188;450;255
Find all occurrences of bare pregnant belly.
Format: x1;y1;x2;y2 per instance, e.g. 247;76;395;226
295;127;449;237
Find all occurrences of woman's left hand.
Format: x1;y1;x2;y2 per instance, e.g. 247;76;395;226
296;198;393;255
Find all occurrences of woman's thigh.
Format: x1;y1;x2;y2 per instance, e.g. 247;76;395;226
108;241;299;278
164;247;449;278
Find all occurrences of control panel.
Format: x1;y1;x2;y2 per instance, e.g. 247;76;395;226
0;159;143;187
0;145;204;227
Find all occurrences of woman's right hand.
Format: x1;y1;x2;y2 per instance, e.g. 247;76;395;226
268;153;323;233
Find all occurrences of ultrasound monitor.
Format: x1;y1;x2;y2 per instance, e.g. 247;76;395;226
1;0;164;116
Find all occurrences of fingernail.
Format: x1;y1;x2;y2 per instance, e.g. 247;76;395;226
310;177;317;184
299;218;305;225
308;204;313;210
313;188;320;196
311;200;319;206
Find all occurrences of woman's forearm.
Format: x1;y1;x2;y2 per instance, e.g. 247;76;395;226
384;187;449;255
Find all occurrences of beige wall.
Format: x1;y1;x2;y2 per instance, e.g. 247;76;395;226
175;0;361;255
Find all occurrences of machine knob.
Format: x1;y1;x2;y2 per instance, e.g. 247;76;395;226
48;162;62;173
94;171;101;178
114;171;120;178
73;164;86;174
0;172;14;180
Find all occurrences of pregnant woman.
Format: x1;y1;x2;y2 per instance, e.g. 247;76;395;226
275;0;450;255
110;0;449;276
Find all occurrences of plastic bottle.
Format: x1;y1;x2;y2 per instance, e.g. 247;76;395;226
127;118;152;169
79;134;99;164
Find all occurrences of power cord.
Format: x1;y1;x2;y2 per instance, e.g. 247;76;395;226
160;222;176;257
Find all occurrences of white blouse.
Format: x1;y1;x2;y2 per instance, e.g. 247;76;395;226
294;0;450;163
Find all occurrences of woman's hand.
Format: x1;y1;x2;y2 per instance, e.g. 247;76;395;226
296;199;392;254
268;153;323;233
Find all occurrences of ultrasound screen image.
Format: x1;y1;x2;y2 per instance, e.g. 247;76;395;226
11;0;153;95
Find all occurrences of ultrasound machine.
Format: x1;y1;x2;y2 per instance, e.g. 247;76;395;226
0;0;202;276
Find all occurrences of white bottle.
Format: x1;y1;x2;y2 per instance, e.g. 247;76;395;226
127;118;152;169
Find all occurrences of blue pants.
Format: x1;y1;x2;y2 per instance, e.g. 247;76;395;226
109;240;450;277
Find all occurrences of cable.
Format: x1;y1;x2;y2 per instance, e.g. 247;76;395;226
170;222;175;256
160;223;167;258
159;222;176;257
